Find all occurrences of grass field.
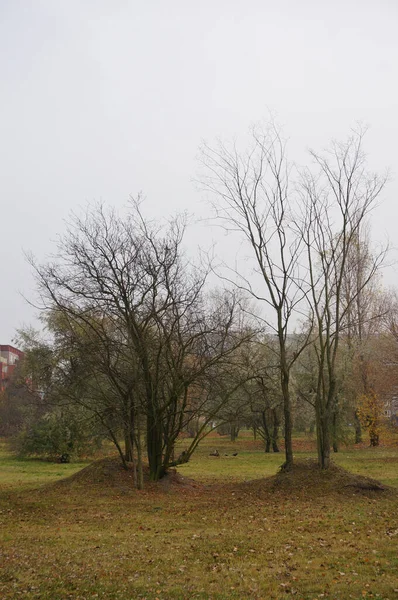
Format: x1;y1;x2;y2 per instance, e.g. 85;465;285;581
0;434;397;600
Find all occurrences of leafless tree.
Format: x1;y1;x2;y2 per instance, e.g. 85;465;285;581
30;200;252;482
298;128;388;467
200;124;312;469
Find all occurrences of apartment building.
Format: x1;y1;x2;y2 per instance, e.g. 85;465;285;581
0;345;24;391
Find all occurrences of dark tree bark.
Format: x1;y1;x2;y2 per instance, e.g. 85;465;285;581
230;420;239;442
271;408;280;452
261;411;271;453
354;409;362;444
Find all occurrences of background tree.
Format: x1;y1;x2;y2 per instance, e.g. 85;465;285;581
340;226;391;443
0;328;104;461
244;337;283;452
352;331;398;446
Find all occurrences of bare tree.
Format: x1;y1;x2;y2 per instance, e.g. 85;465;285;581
250;373;282;453
298;129;388;468
30;200;252;482
200;124;311;469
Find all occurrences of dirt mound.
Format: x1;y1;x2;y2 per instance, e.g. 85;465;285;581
50;457;203;495
50;457;136;493
237;459;396;499
156;468;204;491
43;457;394;500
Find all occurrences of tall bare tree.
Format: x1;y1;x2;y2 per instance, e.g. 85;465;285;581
298;129;388;467
200;124;311;469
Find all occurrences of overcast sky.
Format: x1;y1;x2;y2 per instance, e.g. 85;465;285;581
1;0;398;343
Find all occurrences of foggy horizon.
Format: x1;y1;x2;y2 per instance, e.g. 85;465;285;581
1;0;398;344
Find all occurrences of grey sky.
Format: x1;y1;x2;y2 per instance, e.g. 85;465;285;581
1;0;397;342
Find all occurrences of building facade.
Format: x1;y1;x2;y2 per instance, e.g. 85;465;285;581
0;345;24;391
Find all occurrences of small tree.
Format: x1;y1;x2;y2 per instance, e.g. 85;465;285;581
357;392;383;447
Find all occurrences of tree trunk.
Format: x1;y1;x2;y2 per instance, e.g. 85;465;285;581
108;427;128;470
332;410;338;453
369;428;379;447
124;401;137;484
354;409;362;444
318;414;331;469
271;409;280;452
135;409;144;490
124;427;134;462
315;391;331;470
230;420;239;442
280;358;293;468
147;412;164;481
261;411;271;453
272;440;280;452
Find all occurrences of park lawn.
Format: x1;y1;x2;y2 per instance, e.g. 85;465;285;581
0;439;89;492
175;432;398;488
0;435;397;599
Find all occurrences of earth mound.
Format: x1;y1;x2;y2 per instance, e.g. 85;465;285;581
50;457;203;494
236;458;396;499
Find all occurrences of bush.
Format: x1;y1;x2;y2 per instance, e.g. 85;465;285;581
12;409;101;460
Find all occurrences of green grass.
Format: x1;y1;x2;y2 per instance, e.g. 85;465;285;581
333;446;398;488
0;440;88;492
176;434;284;483
176;432;398;487
0;434;397;599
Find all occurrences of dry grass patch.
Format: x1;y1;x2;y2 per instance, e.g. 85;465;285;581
1;453;397;599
